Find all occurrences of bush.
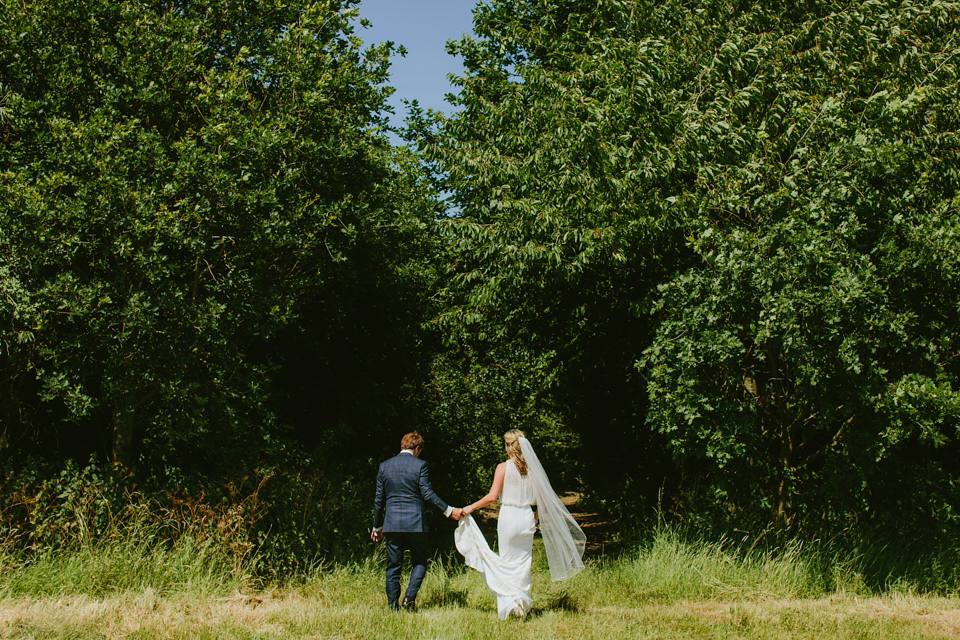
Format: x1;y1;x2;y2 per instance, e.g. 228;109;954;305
0;458;374;585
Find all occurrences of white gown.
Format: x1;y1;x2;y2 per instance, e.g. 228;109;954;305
455;460;536;619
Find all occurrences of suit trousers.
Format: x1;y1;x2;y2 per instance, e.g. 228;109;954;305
384;531;429;607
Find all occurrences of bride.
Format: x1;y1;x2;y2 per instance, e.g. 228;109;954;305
455;429;586;619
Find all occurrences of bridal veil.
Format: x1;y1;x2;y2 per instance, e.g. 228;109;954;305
518;437;586;581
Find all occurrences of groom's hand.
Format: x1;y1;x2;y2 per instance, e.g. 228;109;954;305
450;508;463;521
370;529;382;543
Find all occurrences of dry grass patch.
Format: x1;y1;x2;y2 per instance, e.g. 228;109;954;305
654;595;960;639
3;592;960;639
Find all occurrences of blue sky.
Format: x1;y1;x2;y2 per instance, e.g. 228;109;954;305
353;0;479;124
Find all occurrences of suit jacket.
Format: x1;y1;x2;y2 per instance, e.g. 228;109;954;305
374;452;449;533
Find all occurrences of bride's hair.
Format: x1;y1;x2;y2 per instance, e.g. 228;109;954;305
504;429;528;476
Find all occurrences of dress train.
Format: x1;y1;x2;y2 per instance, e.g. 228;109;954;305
455;505;535;619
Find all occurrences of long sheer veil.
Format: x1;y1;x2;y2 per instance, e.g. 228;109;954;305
519;437;586;580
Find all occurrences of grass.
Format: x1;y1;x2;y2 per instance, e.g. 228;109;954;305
1;528;959;639
0;515;247;601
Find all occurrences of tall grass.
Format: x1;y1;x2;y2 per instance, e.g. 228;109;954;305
4;514;959;604
591;524;960;604
597;528;825;603
0;501;250;599
280;526;885;612
0;536;245;599
0;522;821;604
2;523;959;639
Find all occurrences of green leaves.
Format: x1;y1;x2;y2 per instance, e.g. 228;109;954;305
641;0;960;530
434;0;960;535
0;0;441;475
3;0;958;545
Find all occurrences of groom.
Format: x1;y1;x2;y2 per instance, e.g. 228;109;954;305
371;431;462;611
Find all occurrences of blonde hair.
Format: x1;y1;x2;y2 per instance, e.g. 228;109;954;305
504;429;528;475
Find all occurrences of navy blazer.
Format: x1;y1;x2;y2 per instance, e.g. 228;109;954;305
374;452;449;533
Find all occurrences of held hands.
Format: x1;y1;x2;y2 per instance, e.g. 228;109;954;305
450;507;463;521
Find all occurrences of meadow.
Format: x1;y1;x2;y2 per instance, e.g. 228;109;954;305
2;526;959;639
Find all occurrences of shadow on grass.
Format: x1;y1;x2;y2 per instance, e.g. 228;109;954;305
422;588;469;609
420;591;579;617
541;591;580;613
520;594;580;621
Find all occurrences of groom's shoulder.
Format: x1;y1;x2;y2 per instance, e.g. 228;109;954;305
384;452;425;470
380;452;414;468
380;453;399;465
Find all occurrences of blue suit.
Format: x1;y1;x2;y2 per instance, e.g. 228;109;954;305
374;451;450;608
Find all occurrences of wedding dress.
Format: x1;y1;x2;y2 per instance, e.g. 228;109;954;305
455;438;586;619
456;459;536;618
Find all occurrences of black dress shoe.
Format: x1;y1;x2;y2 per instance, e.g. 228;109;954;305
388;600;400;612
401;595;417;612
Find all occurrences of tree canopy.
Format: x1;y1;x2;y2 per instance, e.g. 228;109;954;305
431;0;960;536
0;0;441;476
2;0;960;563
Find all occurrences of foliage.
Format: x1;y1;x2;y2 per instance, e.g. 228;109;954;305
0;455;376;580
425;346;579;500
428;0;689;511
431;0;960;535
639;0;960;534
0;458;255;592
0;0;442;479
3;0;960;566
250;463;372;575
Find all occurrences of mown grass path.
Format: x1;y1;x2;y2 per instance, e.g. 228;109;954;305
2;592;960;639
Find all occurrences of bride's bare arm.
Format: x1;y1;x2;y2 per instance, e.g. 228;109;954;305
463;462;507;515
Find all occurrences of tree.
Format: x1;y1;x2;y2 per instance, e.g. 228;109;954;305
430;0;696;507
0;0;442;476
432;0;960;534
641;0;960;533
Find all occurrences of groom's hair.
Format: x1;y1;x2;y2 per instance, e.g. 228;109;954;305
401;431;424;450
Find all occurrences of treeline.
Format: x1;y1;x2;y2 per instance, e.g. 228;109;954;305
2;0;959;569
432;0;960;539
